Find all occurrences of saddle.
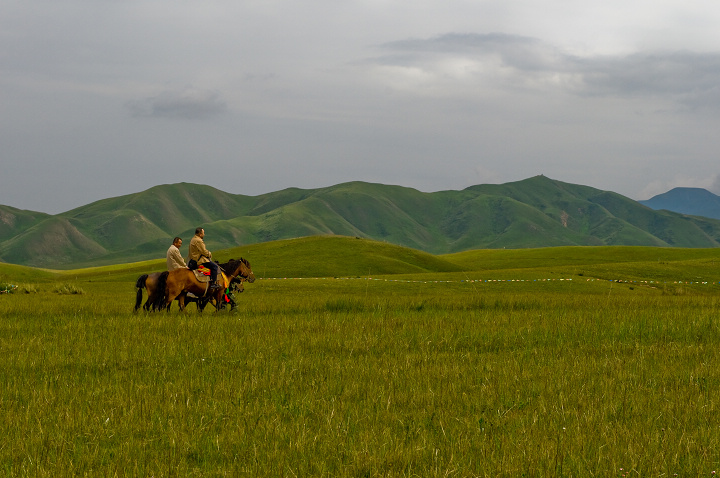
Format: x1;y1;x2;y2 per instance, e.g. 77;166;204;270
192;265;212;282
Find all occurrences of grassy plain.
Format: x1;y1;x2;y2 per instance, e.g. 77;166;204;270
2;237;720;476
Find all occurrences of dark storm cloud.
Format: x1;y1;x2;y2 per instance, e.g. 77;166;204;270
126;87;227;120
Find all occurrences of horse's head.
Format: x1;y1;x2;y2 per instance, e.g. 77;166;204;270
224;258;256;283
238;258;256;283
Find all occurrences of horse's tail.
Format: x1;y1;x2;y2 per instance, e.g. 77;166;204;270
153;271;170;311
134;274;148;312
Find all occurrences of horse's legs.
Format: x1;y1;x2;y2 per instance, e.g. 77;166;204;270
198;298;212;312
164;285;182;312
140;283;155;311
177;293;187;311
144;275;163;312
134;274;150;312
148;286;163;311
212;291;225;312
144;289;154;311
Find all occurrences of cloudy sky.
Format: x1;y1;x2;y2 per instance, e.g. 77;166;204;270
3;0;720;214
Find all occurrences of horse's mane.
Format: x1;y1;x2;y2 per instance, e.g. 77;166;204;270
218;258;250;272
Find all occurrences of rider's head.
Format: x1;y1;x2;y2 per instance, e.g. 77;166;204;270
195;227;205;238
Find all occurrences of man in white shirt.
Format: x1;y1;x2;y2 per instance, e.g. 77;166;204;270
166;237;187;271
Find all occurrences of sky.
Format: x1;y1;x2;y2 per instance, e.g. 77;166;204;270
3;0;720;214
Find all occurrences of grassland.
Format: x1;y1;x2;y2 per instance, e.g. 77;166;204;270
2;237;720;476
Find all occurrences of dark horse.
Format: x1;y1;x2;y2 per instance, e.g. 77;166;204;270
134;258;255;312
185;274;245;311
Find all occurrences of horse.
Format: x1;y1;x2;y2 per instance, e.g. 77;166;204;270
134;258;254;312
185;273;246;311
156;258;255;312
134;272;168;312
135;265;220;312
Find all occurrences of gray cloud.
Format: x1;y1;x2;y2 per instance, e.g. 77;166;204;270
375;33;720;108
578;51;720;102
380;33;562;71
4;0;720;214
126;87;227;120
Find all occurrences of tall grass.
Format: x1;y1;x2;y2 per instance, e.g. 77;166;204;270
1;273;720;476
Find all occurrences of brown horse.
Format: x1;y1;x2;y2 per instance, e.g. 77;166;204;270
134;258;254;312
157;258;255;312
134;272;168;312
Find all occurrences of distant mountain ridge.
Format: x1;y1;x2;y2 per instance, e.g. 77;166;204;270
3;176;720;268
640;187;720;220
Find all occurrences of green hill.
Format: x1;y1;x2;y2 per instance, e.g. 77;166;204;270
4;237;720;286
3;176;720;268
3;236;464;281
0;205;51;243
225;236;465;278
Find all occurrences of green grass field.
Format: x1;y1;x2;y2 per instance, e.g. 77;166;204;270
2;237;720;476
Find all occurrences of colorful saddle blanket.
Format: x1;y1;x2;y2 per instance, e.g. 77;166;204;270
192;265;212;282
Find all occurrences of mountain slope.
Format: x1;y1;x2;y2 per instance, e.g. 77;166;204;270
0;217;107;267
640;187;720;220
3;176;720;268
0;206;51;243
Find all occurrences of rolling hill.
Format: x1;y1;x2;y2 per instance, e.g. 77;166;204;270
3;176;720;268
5;236;720;285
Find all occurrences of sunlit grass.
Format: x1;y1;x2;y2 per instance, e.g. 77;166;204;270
2;242;720;475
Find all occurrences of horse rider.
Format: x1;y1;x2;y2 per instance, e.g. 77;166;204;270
166;236;187;271
187;227;222;292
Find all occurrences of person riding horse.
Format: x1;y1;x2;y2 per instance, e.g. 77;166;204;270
187;227;222;292
166;237;187;271
135;257;255;313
